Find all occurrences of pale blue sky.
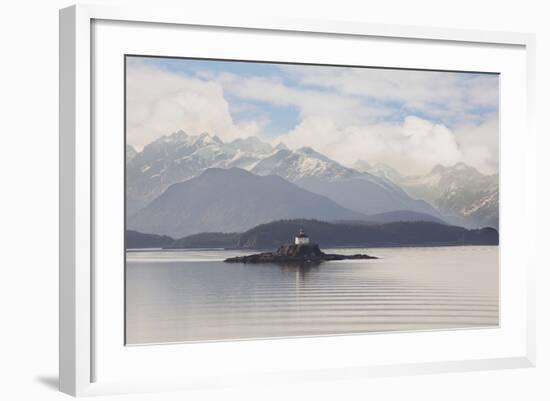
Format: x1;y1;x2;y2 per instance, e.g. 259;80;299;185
126;56;499;174
131;56;497;137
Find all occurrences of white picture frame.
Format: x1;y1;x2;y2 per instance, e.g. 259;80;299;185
59;4;536;397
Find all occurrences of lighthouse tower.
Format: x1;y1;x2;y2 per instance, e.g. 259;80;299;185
295;228;310;245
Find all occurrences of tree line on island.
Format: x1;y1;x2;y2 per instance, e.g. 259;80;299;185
126;219;499;250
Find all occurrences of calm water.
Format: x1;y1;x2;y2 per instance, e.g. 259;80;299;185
126;246;499;344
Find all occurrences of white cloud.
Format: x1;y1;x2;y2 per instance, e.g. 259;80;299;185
454;116;499;174
277;116;468;175
126;59;499;175
126;62;260;149
215;67;498;175
281;65;499;123
216;72;391;125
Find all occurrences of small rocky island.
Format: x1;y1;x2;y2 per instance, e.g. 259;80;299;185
224;229;377;264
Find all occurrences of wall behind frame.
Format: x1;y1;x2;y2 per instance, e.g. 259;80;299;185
0;0;547;400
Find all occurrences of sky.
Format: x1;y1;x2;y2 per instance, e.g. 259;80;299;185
126;56;499;175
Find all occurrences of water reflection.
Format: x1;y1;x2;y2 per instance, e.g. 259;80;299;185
277;262;319;277
126;246;499;344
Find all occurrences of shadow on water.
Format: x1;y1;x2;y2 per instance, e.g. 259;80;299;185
35;376;58;391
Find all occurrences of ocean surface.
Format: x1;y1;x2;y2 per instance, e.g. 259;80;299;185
125;246;499;344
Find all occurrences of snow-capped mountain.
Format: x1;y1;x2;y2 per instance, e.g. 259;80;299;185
352;161;403;185
251;146;439;217
460;188;498;228
126;130;275;213
127;130;444;220
354;161;499;229
251;146;358;181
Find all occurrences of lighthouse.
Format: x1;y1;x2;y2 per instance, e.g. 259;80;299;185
295;228;310;245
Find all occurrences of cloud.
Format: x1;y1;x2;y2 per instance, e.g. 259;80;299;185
215;68;497;174
281;65;499;125
215;72;391;125
126;61;260;149
215;66;498;174
277;115;468;175
126;58;499;175
454;116;499;174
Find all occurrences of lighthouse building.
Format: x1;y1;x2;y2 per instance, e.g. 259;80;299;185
295;228;310;245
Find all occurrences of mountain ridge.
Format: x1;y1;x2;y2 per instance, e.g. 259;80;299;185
127;130;445;220
127;167;369;238
353;161;499;228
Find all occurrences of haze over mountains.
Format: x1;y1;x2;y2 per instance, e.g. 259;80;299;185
126;130;499;237
126;131;278;214
128;168;366;238
353;161;499;229
126;131;439;218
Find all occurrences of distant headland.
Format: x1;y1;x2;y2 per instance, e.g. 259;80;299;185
126;219;499;251
224;229;376;264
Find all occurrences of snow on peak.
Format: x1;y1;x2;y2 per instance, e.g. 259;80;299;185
296;146;333;163
229;136;273;155
164;129;189;143
249;144;358;181
194;132;222;146
273;142;289;151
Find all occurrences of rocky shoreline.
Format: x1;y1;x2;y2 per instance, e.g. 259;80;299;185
224;243;377;264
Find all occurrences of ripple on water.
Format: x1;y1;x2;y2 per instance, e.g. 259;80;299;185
125;246;499;344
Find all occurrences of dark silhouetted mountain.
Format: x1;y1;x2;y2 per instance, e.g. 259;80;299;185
163;219;498;250
165;232;241;249
126;230;174;249
127;168;367;238
336;210;448;225
236;220;498;249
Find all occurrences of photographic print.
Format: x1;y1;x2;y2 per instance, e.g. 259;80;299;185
125;56;499;344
